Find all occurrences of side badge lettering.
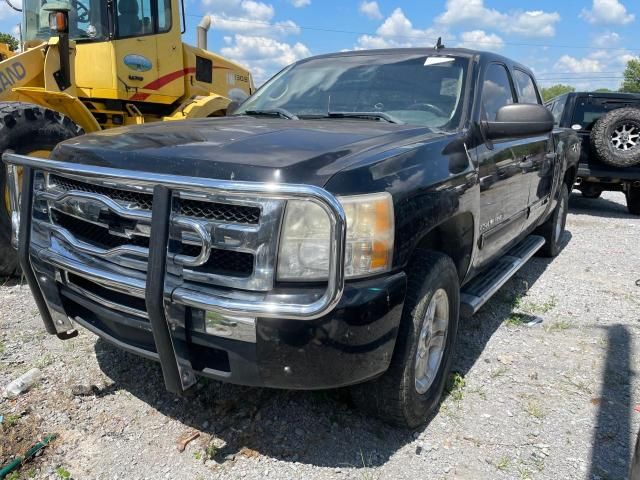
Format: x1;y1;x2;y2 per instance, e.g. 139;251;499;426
124;54;153;72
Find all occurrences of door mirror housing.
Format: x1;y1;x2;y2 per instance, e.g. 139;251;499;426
483;103;554;140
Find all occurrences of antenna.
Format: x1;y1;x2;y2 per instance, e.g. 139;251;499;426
435;37;445;50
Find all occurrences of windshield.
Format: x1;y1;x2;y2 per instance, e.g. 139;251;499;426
23;0;109;42
236;54;469;129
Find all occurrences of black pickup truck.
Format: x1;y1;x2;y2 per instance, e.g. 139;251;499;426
545;92;640;213
4;48;580;427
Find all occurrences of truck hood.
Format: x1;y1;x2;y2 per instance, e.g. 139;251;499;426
51;116;442;187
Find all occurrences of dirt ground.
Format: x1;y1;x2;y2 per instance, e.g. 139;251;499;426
1;190;639;480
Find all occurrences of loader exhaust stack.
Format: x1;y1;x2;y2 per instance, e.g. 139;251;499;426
197;16;211;50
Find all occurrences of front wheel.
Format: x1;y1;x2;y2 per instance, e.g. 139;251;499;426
627;186;640;216
350;251;460;428
0;102;81;276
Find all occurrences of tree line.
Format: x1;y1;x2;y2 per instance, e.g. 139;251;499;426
542;58;640;102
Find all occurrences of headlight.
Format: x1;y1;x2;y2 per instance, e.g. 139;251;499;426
277;192;394;281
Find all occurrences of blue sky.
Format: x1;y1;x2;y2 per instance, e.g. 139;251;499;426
1;0;638;89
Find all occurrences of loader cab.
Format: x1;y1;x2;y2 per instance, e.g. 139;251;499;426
22;0;186;103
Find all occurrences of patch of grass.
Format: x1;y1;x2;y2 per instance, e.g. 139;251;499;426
6;472;20;480
525;400;545;419
495;456;510;471
205;443;217;460
517;465;533;480
55;467;71;479
490;366;508;379
35;354;54;369
4;414;21;428
446;372;466;402
27;468;37;478
526;295;557;314
193;451;202;461
544;320;571;333
505;313;529;327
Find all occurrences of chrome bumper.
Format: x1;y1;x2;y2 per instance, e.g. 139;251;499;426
3;153;347;393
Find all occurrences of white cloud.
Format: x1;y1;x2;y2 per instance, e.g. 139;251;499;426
221;34;311;85
436;0;560;38
359;1;383;20
290;0;310;7
204;0;300;36
581;0;635;25
356;8;445;49
0;0;21;21
555;55;603;73
458;30;504;50
592;31;621;47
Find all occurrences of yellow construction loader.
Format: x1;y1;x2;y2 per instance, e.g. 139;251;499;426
0;0;254;275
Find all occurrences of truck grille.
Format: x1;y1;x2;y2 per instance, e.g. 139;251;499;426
49;174;261;224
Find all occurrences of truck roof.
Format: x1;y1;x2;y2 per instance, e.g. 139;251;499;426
296;47;537;79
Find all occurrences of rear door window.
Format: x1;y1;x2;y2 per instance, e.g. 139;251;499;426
481;64;516;121
513;69;541;104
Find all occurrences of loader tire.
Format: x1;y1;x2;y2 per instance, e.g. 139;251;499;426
0;102;82;277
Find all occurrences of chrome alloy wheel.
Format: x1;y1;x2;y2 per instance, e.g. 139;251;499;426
414;288;449;395
610;123;640;151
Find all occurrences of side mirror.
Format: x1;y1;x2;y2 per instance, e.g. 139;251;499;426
226;101;240;116
483;103;554;141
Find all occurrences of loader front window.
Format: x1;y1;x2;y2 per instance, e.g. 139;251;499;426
22;0;109;42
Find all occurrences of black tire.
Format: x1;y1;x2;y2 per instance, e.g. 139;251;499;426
590;107;640;168
0;102;81;277
536;183;569;258
350;251;460;428
627;186;640;216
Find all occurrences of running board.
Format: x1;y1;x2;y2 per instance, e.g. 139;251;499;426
460;235;545;317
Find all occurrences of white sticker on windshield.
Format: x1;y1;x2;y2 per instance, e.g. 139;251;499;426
424;56;456;66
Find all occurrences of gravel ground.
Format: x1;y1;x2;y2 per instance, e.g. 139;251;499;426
1;190;639;480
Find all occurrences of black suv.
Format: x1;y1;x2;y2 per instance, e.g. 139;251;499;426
546;92;640;214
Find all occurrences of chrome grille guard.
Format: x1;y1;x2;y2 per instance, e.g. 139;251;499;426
3;152;347;393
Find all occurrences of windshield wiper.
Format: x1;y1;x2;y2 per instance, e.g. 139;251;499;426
326;111;404;125
242;108;299;120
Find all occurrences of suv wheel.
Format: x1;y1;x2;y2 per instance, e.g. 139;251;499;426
590;107;640;168
350;250;459;428
627;186;640;216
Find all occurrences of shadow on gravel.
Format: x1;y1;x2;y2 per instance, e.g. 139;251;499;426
588;324;633;480
569;191;634;220
93;231;573;470
95;339;414;468
452;231;572;379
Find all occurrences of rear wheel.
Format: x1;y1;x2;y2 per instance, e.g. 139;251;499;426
350;251;459;428
0;102;81;276
627;186;640;216
536;183;569;258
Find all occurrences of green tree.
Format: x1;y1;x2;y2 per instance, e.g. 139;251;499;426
594;88;613;93
541;84;575;102
0;32;19;52
620;58;640;93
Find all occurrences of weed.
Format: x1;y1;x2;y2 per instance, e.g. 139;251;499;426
193;451;202;461
532;455;545;471
446;372;466;402
206;443;217;460
6;472;20;480
490;366;508;379
526;400;544;419
27;469;37;478
527;295;557;314
495;457;510;471
517;465;533;480
4;414;20;427
56;467;71;479
544;320;571;333
0;341;4;355
505;313;529;327
35;354;54;369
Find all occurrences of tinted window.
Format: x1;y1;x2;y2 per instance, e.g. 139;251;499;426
482;64;515;121
514;70;540;104
116;0;170;37
572;97;640;130
551;99;564;125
